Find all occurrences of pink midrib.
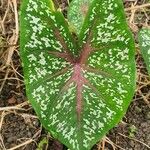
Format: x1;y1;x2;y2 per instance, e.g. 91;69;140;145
71;64;87;122
56;63;96;123
48;28;94;122
51;63;87;122
48;48;94;122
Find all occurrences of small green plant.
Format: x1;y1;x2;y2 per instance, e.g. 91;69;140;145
37;137;48;150
20;0;136;149
128;125;137;138
138;28;150;75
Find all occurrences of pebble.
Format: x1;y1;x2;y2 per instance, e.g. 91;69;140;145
127;148;133;150
148;136;150;146
7;137;17;143
134;106;142;113
7;97;16;104
27;131;32;137
130;141;135;147
33;120;40;127
146;111;150;120
141;122;147;128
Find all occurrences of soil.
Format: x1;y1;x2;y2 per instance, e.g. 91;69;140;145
0;0;150;150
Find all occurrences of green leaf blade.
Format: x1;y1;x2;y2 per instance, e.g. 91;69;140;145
72;0;136;148
20;0;136;150
138;28;150;75
20;0;77;56
20;1;81;149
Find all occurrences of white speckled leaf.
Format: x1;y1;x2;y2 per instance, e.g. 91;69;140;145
68;0;93;35
20;0;136;150
138;28;150;75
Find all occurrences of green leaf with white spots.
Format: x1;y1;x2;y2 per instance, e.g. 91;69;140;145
68;0;93;35
20;0;136;150
138;28;150;75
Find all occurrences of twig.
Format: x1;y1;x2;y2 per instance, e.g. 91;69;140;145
0;68;10;94
7;128;42;150
129;2;136;24
105;136;125;150
20;113;38;119
7;139;34;150
0;77;24;82
101;139;105;150
105;137;116;150
0;101;29;112
138;90;150;108
125;3;150;11
0;111;6;130
0;134;6;150
118;133;150;149
0;0;10;34
6;0;19;66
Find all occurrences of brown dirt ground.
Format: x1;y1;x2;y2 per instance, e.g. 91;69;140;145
0;0;150;150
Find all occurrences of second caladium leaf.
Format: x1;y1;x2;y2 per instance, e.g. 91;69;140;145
138;28;150;75
68;0;93;35
20;0;136;150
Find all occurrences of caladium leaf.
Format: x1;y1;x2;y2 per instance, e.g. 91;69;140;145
68;0;93;35
138;28;150;75
20;0;136;150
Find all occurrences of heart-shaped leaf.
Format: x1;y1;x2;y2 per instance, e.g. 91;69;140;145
138;28;150;75
20;0;136;150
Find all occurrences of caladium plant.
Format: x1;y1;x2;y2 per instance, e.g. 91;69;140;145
20;0;136;149
138;28;150;75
